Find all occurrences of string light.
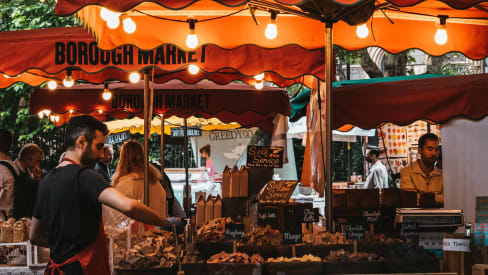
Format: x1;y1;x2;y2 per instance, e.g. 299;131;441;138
356;24;369;39
47;80;57;90
122;16;136;34
129;72;140;83
98;109;103;114
188;64;199;75
254;73;265;81
435;16;448;45
38;109;51;119
186;18;198;49
255;81;264;90
69;109;74;114
265;12;278;40
102;82;112;100
63;70;74;88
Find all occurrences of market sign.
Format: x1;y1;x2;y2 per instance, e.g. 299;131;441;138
105;130;130;144
345;224;365;240
246;146;284;168
171;126;202;138
225;222;245;240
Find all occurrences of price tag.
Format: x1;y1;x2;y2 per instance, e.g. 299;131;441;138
345;224;365;240
443;238;471;252
225;223;245;240
258;207;278;226
362;209;381;224
283;229;302;245
400;222;419;239
303;208;319;223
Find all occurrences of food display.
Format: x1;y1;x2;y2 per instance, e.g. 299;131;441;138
1;218;27;243
324;249;383;263
207;251;264;264
196;217;233;242
359;232;402;245
237;225;282;246
115;228;178;269
303;231;348;245
266;254;321;263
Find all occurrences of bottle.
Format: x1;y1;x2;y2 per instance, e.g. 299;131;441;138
351;172;357;183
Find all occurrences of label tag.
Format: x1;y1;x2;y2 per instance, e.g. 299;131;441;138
443;238;471;252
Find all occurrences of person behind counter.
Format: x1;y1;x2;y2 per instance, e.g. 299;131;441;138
94;144;114;184
199;144;215;181
365;149;389;189
400;133;443;205
29;115;181;275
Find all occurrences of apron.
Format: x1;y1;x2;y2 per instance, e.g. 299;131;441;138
44;218;110;275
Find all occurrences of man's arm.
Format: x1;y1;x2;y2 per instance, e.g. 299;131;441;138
98;187;171;228
29;217;48;247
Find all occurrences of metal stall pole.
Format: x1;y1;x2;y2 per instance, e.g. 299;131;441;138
325;22;334;232
144;71;150;206
183;118;191;217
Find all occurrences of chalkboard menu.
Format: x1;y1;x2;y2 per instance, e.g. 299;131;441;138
400;222;419;239
283;229;303;245
258;207;278;226
225;223;245;240
303;208;320;223
105;130;130;144
362;209;381;224
345;224;365;240
258;180;298;204
247;146;284;168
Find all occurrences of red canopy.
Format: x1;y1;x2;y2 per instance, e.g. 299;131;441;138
334;74;488;129
29;79;290;132
0;27;323;88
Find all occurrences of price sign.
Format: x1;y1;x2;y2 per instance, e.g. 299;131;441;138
225;223;245;240
443;238;471;252
247;146;284;168
362;209;381;224
400;222;419;239
258;207;278;226
283;229;303;245
303;208;319;223
345;224;365;240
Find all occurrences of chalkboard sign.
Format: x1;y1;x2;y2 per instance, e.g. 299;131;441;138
283;229;303;245
258;180;297;204
247;146;284;168
362;209;381;224
345;224;365;240
400;222;419;239
171;126;202;137
225;223;245;240
303;208;320;223
105;130;130;144
258;207;278;226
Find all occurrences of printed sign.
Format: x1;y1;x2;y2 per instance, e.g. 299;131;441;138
303;208;320;223
362;209;381;224
258;207;278;226
246;146;284;168
400;222;419;239
443;238;471;252
345;224;365;240
283;229;303;245
105;130;130;144
225;223;245;240
258;180;297;204
171;126;202;137
476;197;488;210
419;232;443;250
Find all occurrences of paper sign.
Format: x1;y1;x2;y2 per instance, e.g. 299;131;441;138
443;238;471;252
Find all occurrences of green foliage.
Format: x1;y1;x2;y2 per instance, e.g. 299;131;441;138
334;46;361;65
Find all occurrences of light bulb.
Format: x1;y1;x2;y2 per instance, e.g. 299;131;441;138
435;26;447;45
255;81;264;90
38;112;44;119
265;21;277;40
186;32;198;49
55;116;60;123
129;72;140;83
63;76;74;88
47;80;57;90
188;64;199;75
98;109;103;114
123;17;136;34
254;73;265;81
102;90;112;100
356;24;369;39
106;12;121;29
69;109;74;114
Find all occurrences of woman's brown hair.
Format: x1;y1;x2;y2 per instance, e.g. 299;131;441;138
112;139;160;187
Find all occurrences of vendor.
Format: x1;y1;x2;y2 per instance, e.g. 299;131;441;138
400;133;443;205
29;116;181;275
364;149;389;189
199;144;215;182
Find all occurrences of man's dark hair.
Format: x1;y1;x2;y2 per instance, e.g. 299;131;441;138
418;133;439;149
0;129;13;154
199;144;211;157
369;149;380;158
65;115;108;150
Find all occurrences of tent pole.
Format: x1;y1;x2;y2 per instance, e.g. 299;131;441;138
144;71;150;206
325;22;334;232
160;114;165;175
183;118;191;217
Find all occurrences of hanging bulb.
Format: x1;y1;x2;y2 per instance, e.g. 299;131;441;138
356;24;369;39
47;80;57;90
122;16;136;34
98;109;103;114
265;12;278;40
69;109;74;114
102;82;112;100
186;18;198;49
63;70;74;88
188;64;199;75
106;11;121;29
434;16;448;45
254;73;265;81
255;81;264;90
129;72;140;83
